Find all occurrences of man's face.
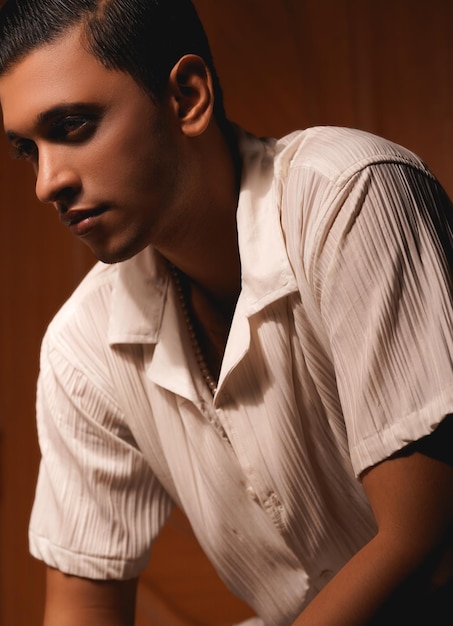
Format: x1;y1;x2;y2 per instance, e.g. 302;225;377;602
0;27;186;263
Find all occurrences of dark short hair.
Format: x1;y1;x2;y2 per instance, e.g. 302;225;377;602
0;0;228;127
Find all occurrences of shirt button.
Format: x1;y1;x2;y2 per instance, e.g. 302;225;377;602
319;569;333;583
245;485;259;502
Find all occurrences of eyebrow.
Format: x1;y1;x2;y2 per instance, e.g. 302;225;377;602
5;102;102;141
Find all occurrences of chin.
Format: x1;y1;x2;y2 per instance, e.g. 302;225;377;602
94;251;136;265
87;239;150;265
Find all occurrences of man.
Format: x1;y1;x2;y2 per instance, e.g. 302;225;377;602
0;0;452;624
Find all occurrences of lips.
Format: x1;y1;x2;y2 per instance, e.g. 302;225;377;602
59;205;108;238
59;205;107;227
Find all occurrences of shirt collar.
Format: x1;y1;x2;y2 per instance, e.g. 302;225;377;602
235;127;298;316
108;247;169;345
107;128;298;345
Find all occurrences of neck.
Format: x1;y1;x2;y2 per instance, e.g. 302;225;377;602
158;121;242;314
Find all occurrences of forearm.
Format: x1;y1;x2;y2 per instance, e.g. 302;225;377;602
291;533;421;626
44;568;138;626
293;421;453;626
292;531;453;626
44;605;135;626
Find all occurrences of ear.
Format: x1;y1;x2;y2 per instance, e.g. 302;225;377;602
167;54;214;137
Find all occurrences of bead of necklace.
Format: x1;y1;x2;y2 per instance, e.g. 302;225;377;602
169;264;218;396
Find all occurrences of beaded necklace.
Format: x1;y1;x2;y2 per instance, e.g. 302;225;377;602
169;264;218;396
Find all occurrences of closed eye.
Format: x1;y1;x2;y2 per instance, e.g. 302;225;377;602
49;115;97;142
10;139;37;161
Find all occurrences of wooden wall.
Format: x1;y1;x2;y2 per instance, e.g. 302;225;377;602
1;1;452;624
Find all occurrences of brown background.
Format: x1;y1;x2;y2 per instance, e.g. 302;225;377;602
1;1;452;624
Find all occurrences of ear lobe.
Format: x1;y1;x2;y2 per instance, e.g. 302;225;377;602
168;54;214;136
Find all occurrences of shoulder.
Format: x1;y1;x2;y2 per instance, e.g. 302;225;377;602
39;259;126;381
37;262;122;414
46;260;118;343
274;126;431;186
40;246;166;373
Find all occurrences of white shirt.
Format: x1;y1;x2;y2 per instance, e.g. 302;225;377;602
29;126;453;625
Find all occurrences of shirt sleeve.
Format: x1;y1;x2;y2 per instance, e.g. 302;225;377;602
29;333;173;580
313;161;453;475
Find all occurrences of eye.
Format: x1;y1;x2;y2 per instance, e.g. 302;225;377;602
50;115;96;141
11;139;37;161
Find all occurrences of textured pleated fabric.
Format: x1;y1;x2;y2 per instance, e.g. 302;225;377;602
29;127;453;625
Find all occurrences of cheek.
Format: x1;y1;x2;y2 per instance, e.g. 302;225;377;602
96;120;163;184
80;129;153;199
85;107;182;208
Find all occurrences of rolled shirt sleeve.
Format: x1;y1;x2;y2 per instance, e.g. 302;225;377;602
315;161;453;474
29;333;172;579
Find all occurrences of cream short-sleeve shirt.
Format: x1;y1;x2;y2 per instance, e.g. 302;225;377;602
29;127;453;625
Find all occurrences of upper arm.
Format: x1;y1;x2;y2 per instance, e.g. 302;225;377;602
31;338;172;581
317;161;453;475
44;567;138;626
360;416;453;615
361;415;453;541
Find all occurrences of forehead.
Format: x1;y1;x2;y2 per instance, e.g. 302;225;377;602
0;27;134;134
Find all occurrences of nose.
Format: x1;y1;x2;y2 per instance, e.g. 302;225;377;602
35;145;81;206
